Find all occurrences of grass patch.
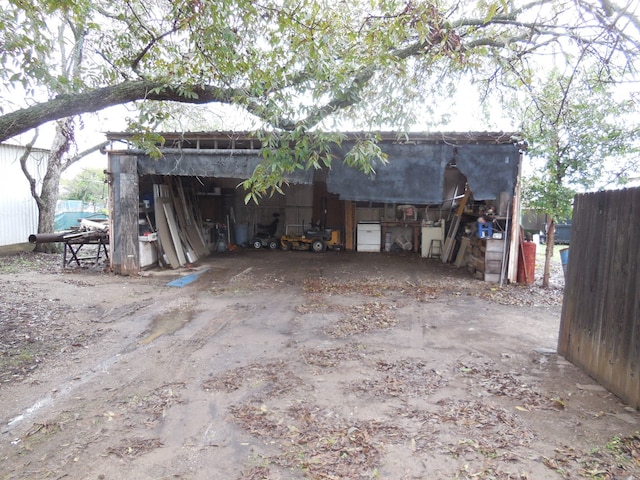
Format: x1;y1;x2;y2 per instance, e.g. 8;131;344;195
0;252;60;274
0;348;39;381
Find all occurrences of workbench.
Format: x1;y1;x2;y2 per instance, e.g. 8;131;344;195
62;233;110;269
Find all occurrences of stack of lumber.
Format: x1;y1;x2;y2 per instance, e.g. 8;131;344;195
153;178;210;269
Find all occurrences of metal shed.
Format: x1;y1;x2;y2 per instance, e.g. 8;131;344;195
0;143;49;251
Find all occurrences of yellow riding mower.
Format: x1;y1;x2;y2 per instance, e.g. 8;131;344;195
280;224;343;252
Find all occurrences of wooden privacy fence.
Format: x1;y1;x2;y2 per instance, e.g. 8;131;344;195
558;187;640;408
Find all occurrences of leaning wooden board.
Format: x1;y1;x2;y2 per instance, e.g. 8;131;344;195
442;189;471;263
171;179;209;257
163;201;187;267
153;189;180;269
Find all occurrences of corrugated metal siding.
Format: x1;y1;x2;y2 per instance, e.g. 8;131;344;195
558;187;640;407
0;144;49;246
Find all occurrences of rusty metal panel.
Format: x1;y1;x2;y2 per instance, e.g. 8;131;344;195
559;187;640;407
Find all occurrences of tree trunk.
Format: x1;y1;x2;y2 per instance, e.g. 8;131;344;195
542;217;555;288
33;119;72;253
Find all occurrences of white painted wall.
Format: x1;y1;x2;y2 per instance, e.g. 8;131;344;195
0;144;49;246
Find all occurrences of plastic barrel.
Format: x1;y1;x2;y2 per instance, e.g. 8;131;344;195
385;232;392;252
560;248;569;280
234;223;249;246
517;241;536;285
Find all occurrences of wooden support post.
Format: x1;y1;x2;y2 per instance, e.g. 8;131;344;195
344;201;355;251
109;155;139;275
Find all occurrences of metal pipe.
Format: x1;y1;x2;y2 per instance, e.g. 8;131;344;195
29;228;109;245
28;233;67;244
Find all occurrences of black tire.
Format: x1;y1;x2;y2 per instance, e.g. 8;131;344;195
281;241;291;251
311;239;326;253
252;239;262;249
268;240;279;250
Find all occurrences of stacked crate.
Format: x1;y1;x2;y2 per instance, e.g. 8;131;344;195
467;236;505;283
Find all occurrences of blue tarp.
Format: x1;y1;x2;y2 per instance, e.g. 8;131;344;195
54;200;107;231
166;267;211;287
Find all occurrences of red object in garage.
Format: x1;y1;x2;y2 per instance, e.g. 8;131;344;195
517;241;536;285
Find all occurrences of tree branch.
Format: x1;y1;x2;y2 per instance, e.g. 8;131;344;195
0;81;245;143
2;0;638;143
62;140;110;172
131;25;183;74
18;130;45;209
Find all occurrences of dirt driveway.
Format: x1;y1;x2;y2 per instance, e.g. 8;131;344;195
0;249;638;480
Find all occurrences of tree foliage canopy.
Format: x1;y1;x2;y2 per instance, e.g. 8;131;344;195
60;167;108;206
518;67;640;287
522;69;640;221
1;0;639;195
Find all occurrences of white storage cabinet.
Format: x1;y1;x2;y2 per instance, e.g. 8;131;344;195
421;222;446;258
357;222;381;252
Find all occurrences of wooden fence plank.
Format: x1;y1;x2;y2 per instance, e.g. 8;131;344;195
559;187;640;407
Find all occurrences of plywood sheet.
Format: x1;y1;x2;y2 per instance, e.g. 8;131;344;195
153;187;179;269
163;202;186;267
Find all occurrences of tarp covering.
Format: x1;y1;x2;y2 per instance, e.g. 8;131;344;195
327;141;521;203
455;144;520;200
327;143;450;204
136;152;314;184
54;200;107;232
126;134;521;202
